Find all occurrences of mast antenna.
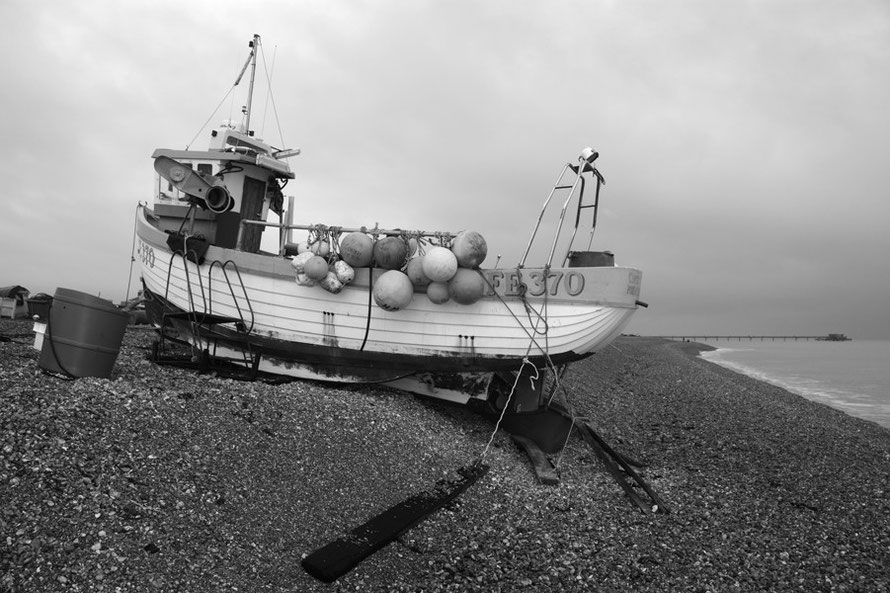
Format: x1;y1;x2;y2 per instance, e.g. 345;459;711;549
233;34;260;134
185;34;261;148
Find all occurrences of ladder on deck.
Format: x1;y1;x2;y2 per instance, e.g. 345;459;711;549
154;252;260;377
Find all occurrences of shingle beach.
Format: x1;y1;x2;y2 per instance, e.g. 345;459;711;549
2;319;888;592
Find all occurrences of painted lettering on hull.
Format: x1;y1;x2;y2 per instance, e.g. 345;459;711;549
481;269;585;298
627;270;642;297
137;240;156;269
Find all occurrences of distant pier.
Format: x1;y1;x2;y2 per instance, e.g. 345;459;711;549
658;334;850;342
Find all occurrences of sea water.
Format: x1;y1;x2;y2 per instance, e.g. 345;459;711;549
697;339;890;431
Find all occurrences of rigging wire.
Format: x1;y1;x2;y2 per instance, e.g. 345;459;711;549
185;40;258;149
125;203;143;302
259;44;277;141
185;84;238;150
259;42;287;149
184;41;285;150
228;88;237;130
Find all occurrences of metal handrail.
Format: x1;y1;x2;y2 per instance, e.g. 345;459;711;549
519;149;603;269
519;162;577;268
242;219;459;238
208;260;255;333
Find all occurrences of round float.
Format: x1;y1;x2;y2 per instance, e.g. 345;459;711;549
448;268;485;305
374;236;409;270
290;251;314;274
451;230;487;268
339;233;375;267
303;256;330;281
333;260;355;284
405;257;431;287
426;281;450;304
373;270;414;311
423;246;458;282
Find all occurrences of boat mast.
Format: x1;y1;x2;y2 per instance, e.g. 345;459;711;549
234;34;261;135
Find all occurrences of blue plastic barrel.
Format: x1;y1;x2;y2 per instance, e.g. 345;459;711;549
38;288;130;378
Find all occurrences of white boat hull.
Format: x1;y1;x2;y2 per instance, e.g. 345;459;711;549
136;206;641;402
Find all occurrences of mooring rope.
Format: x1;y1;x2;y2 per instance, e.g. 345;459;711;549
473;266;589;470
477;268;551;464
475;271;551;358
125;204;143;303
479;356;537;463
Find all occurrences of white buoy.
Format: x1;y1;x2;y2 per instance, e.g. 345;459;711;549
422;246;458;282
451;230;487;268
290;251;315;274
319;271;344;294
339;233;375;267
295;273;316;287
373;270;414;311
333;260;355;284
426;281;450;304
299;235;331;257
311;240;331;257
448;268;485;305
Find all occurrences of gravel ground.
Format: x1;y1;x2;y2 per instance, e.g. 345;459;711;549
2;318;889;592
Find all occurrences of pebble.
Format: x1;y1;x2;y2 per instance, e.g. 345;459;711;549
1;321;888;592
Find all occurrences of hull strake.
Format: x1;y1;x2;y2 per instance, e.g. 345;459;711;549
144;286;536;403
143;285;592;374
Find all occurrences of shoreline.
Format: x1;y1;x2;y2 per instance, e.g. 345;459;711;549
690;338;890;432
2;321;889;591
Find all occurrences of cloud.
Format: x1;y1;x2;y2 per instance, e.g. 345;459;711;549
1;0;888;337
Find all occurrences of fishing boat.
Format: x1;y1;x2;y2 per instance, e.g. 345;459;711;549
134;35;645;452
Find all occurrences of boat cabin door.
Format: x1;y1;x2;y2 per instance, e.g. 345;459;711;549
216;177;267;251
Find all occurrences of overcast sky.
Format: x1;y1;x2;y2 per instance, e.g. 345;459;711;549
2;0;888;338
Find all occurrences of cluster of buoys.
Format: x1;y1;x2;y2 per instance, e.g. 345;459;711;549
291;245;354;294
412;231;488;307
289;229;488;310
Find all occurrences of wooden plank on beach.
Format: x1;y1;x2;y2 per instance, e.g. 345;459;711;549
511;434;560;485
577;423;650;513
578;422;670;514
301;462;489;583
